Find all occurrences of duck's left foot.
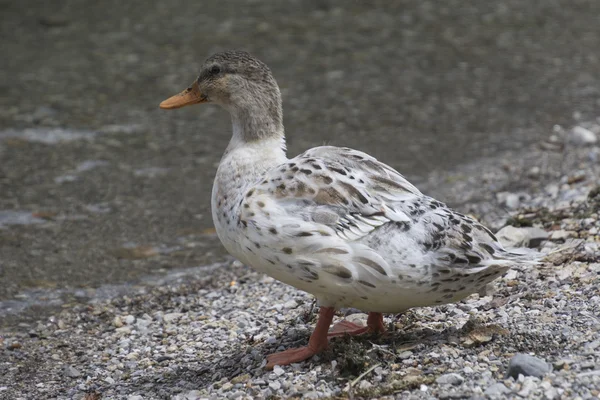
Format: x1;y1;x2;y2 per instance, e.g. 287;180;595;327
265;346;319;369
328;312;386;337
265;306;335;369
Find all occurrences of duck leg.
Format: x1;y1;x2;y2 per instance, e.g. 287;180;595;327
327;312;386;337
265;306;335;369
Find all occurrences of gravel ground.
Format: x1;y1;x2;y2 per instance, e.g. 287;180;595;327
1;122;599;399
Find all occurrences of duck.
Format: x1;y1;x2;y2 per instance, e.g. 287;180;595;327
159;50;538;369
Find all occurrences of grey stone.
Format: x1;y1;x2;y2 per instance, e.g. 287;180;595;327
163;312;184;323
505;193;521;209
435;373;465;386
484;383;511;397
63;365;81;378
439;392;471;399
496;226;548;248
570;126;597;145
506;354;551;379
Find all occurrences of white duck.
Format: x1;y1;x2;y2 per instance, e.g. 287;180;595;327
160;50;537;369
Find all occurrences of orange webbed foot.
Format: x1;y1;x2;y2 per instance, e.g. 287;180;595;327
265;346;319;369
328;312;386;337
327;320;370;337
265;306;335;369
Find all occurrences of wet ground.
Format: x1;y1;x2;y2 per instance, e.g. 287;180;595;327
1;0;600;322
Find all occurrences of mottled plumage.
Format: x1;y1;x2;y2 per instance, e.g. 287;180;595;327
160;50;539;367
216;145;532;313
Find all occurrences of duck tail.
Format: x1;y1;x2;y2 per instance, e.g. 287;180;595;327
494;239;584;271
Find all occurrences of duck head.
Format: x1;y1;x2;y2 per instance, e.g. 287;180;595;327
160;50;284;141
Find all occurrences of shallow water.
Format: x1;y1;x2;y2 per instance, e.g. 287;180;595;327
1;0;599;323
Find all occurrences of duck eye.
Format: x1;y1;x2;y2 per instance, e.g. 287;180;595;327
210;65;221;75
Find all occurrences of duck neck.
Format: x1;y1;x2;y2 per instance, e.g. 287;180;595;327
216;106;287;196
224;102;287;165
231;101;284;140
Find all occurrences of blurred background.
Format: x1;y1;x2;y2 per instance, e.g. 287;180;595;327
1;0;599;323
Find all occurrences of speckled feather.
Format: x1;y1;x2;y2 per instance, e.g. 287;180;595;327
190;51;540;313
214;144;536;313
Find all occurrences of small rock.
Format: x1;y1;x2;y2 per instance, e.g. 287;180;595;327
273;365;285;376
179;390;202;400
115;326;132;334
435;373;464;386
552;359;573;371
63;365;81;378
585;339;600;351
570;126;597;145
8;342;22;350
302;392;320;399
496;192;520;209
163;313;184;323
269;381;281;391
496;226;548;248
580;361;596;370
124;315;135;325
505;194;520;209
549;230;574;241
544;387;559;400
517;377;539;397
230;374;250;384
283;300;298;309
484;383;511;397
358;380;372;390
506;354;551;379
527;166;540;178
439;392;470;399
398;350;413;359
127;396;144;400
504;270;519;280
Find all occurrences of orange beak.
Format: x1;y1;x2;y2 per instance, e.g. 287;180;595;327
159;80;207;109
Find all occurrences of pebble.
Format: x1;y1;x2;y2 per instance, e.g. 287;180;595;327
398;350;413;359
63;365;81;378
435;373;464;386
113;316;124;327
570;126;597;145
517;377;539;397
484;383;511;397
435;373;465;385
549;230;574;241
506;354;551;379
496;192;521;209
496;226;548;248
358;380;373;390
545;387;560;399
283;300;298;309
163;312;184;323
